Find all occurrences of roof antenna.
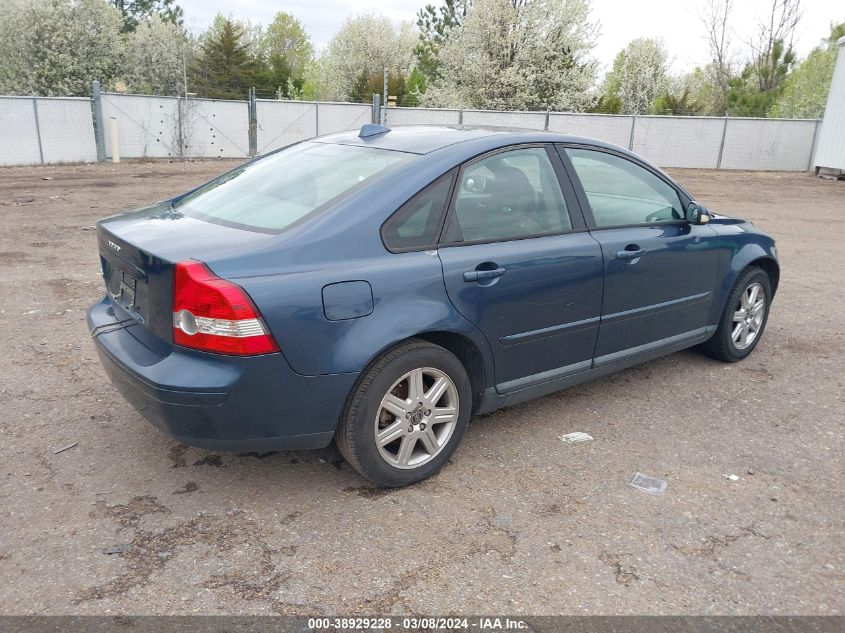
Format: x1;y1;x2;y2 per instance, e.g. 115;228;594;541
359;123;391;138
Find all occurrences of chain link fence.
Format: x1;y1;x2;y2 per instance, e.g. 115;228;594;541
0;89;823;171
387;107;460;125
548;113;633;148
0;96;97;165
633;116;725;169
249;100;373;154
100;93;180;158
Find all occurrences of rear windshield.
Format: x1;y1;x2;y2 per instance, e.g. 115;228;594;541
174;142;410;232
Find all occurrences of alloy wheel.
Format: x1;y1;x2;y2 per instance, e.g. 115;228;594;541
732;282;766;350
374;367;459;469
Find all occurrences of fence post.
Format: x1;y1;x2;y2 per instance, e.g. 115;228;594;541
90;80;106;162
716;117;728;169
382;68;388;125
807;119;821;172
176;94;184;159
628;115;637;151
315;102;320;136
31;94;44;165
248;87;257;157
458;108;463;125
544;108;550;131
371;94;380;124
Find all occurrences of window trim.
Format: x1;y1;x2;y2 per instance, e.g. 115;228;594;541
379;169;458;254
438;143;587;249
555;143;693;231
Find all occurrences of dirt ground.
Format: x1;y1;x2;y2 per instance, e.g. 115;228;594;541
0;160;842;615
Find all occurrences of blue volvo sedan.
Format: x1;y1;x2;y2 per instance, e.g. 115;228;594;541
87;125;778;487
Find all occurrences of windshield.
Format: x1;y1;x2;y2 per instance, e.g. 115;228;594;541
175;142;410;232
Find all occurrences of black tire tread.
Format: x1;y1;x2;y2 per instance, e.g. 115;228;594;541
336;338;467;486
701;266;771;362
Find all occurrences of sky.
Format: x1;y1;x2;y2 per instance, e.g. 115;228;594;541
178;0;844;77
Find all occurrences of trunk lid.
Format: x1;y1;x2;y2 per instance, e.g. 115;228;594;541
97;202;273;342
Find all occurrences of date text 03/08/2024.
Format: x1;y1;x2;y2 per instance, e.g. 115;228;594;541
306;617;530;630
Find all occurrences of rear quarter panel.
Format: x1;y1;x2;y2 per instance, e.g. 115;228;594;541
233;252;494;378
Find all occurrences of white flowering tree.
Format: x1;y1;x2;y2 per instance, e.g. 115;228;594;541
422;0;599;111
122;16;190;95
602;38;670;115
0;0;27;94
0;0;126;96
306;14;417;102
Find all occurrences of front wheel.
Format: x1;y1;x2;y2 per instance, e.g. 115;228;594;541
701;267;772;362
336;339;472;487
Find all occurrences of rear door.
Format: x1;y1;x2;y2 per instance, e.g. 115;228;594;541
437;145;603;392
559;145;720;364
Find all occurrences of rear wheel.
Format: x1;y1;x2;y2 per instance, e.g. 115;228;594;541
701;267;772;362
336;339;472;487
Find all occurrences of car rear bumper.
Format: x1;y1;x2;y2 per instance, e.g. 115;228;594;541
87;296;358;452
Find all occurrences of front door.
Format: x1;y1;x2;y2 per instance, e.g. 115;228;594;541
560;146;720;363
437;146;603;392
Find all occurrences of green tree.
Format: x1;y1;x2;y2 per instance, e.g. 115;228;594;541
727;40;795;116
262;53;293;98
349;69;409;105
109;0;183;32
414;0;470;88
406;67;428;105
724;0;800;117
771;23;845;118
651;88;704;116
261;12;312;98
191;16;262;99
589;94;622;114
649;68;719;116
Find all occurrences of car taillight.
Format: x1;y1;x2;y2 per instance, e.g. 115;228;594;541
172;260;279;356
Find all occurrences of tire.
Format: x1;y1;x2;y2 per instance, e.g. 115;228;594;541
336;339;472;487
701;267;772;362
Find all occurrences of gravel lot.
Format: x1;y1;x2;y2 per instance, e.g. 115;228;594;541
0;161;842;615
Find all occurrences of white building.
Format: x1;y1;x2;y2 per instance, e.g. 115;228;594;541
813;35;845;173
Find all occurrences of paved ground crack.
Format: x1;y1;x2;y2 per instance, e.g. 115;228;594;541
599;552;640;585
76;510;285;604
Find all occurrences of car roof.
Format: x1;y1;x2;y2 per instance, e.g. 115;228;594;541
307;124;691;203
311;124;626;156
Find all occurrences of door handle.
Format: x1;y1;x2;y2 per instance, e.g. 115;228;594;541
463;267;506;282
615;245;645;260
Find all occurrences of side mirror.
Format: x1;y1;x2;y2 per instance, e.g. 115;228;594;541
686;202;711;225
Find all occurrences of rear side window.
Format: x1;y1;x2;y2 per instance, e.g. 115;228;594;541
381;172;455;252
175;142;409;233
564;148;683;227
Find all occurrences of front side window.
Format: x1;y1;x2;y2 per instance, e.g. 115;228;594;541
446;147;572;243
565;148;683;227
381;172;455;252
175;142;410;232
